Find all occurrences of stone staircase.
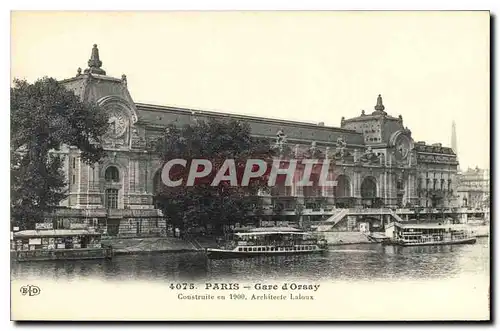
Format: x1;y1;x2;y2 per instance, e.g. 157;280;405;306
315;209;349;232
388;210;405;223
314;208;405;232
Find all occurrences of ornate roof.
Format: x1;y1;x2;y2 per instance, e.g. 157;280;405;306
342;94;399;123
413;142;455;155
84;44;106;75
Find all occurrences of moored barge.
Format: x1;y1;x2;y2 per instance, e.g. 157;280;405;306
11;229;113;262
383;222;477;247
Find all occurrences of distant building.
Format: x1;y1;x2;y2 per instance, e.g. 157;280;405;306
451;120;459;169
456;167;490;209
45;45;459;236
451;121;458;155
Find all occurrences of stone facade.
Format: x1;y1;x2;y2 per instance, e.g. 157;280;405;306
51;45;459;235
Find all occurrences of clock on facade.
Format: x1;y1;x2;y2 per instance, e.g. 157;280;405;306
395;134;411;160
105;105;129;138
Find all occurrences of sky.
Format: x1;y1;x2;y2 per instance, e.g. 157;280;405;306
10;11;490;169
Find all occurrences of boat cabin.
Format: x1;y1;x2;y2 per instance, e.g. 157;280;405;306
12;229;104;251
385;222;471;243
223;227;326;251
207;227;327;258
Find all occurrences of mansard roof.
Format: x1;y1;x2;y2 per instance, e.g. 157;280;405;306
135;102;365;146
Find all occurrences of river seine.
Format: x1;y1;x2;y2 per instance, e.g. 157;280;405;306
11;237;489;282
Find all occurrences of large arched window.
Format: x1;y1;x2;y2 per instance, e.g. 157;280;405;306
361;177;377;199
105;166;120;182
271;174;293;196
302;173;321;197
335;175;351;197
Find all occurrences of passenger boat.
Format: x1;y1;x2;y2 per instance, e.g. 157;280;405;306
206;227;328;259
384;222;477;247
11;229;113;262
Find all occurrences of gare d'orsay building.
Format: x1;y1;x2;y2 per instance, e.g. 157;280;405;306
52;45;459;236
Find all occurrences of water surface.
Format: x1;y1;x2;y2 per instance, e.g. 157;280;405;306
11;237;490;282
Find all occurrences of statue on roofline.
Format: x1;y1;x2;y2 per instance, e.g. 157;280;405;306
334;136;348;160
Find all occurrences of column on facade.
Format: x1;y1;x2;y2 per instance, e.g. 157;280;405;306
94;164;100;190
293;162;303;197
410;173;417;206
86;164;92;199
382;171;387;206
75;155;85;206
405;173;411;206
389;172;396;207
378;173;384;200
353;171;361;197
88;164;99;192
120;162;126;209
144;158;156;207
351;170;356;198
324;168;335;197
392;172;399;207
144;158;150;194
385;172;392;207
293;161;304;215
128;158;136;192
138;159;146;192
321;155;330;198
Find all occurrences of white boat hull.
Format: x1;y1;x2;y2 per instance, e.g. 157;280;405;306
387;237;477;247
206;247;326;259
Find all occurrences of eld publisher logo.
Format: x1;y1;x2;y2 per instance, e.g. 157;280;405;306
20;285;41;296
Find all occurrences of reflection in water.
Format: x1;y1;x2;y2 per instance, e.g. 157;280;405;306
11;238;489;282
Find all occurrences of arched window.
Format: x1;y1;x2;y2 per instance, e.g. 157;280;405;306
105;189;118;209
396;177;404;190
105;166;120;182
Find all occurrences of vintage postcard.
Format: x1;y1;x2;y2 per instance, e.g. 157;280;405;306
10;11;490;321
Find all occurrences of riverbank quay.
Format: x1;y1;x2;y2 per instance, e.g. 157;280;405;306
317;232;373;245
102;233;374;255
467;224;489;237
99;223;490;255
101;237;204;255
315;223;489;245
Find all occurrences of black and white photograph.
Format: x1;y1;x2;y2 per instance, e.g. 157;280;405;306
9;10;490;321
